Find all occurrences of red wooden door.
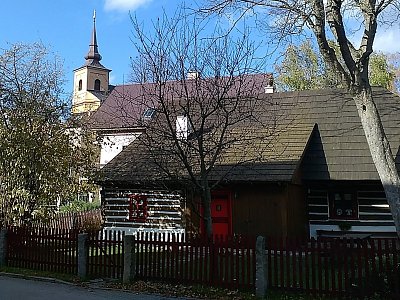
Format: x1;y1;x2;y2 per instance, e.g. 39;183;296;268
210;191;232;236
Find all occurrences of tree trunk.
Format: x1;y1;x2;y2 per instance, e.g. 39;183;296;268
201;182;213;238
354;87;400;237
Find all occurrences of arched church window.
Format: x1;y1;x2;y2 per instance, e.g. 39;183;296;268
78;80;82;91
94;79;101;91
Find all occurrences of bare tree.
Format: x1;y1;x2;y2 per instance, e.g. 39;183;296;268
201;0;400;237
128;11;280;236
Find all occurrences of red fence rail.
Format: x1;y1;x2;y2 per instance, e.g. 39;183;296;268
43;209;103;230
6;226;78;274
87;230;125;279
5;227;399;298
266;236;400;298
133;233;256;291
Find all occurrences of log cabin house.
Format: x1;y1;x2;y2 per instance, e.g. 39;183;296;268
97;88;400;238
91;72;274;234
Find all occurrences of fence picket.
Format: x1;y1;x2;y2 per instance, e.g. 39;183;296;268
4;227;399;297
153;232;157;280
180;233;185;283
318;239;324;294
292;238;296;289
200;238;205;283
377;239;384;273
392;238;399;298
287;238;291;289
311;238;316;294
5;226;76;274
356;239;362;292
298;238;304;291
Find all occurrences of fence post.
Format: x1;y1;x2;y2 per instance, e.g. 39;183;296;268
77;233;89;279
0;229;7;267
123;234;136;284
256;236;267;298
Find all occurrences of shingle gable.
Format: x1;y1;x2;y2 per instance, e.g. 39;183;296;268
299;87;400;181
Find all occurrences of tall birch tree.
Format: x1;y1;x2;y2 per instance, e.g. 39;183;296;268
202;0;400;236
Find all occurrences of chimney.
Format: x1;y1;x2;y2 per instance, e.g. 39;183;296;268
264;77;275;93
187;71;200;80
176;115;190;140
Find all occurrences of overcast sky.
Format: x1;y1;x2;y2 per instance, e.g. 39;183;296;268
0;0;398;96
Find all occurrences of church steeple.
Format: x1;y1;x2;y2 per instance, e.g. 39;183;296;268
84;10;104;67
72;10;111;115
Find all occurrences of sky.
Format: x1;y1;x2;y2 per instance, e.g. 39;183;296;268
0;0;399;96
0;0;179;94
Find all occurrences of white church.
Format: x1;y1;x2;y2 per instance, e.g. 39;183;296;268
72;14;144;169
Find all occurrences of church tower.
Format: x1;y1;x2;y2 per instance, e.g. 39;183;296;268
72;11;111;114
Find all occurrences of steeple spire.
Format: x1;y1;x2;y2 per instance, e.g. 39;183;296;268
85;10;103;66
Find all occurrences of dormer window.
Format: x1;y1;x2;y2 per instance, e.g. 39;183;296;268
78;79;82;91
176;115;191;140
143;108;156;119
94;79;101;91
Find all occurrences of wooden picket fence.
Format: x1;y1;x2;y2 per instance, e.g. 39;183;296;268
4;227;400;298
87;230;125;279
43;209;103;230
6;226;78;274
266;236;400;298
133;232;256;290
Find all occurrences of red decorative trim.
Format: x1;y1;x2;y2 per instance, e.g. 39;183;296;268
128;194;148;222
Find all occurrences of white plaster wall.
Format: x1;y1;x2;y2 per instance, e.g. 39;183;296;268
309;224;397;238
100;133;140;167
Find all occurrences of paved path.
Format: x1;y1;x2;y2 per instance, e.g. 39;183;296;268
0;275;189;300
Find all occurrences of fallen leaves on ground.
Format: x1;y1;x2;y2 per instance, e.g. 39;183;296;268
108;280;256;299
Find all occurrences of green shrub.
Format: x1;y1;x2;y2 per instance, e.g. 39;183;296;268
59;199;100;213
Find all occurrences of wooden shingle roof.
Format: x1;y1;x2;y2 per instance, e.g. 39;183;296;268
98;87;400;185
300;88;400;181
89;74;272;130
